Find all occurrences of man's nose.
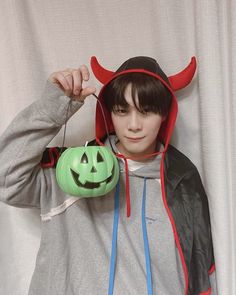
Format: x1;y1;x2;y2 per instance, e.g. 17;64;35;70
127;112;142;131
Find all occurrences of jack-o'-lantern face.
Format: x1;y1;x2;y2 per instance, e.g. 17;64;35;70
56;146;119;197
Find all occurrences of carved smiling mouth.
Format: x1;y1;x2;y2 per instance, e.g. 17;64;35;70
70;168;114;189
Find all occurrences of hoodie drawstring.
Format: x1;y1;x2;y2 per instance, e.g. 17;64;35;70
108;178;153;295
142;178;153;295
108;181;120;295
123;157;131;218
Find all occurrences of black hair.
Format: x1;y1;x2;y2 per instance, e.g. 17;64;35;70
102;73;172;117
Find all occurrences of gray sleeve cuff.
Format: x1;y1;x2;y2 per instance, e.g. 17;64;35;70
35;80;84;126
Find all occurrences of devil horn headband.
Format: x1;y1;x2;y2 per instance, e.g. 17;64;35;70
90;56;196;91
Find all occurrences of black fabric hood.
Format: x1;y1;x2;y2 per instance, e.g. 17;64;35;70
115;56;170;85
90;55;196;152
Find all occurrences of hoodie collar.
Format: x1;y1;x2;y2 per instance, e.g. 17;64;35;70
105;135;162;179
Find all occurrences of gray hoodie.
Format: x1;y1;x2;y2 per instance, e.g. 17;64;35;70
0;81;186;294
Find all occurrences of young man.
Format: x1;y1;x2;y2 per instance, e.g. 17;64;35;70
0;56;216;294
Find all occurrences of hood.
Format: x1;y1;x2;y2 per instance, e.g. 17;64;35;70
90;55;197;152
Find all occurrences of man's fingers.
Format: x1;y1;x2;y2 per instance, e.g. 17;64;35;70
72;70;82;95
61;71;73;91
49;65;94;99
79;86;96;101
50;72;70;92
80;65;90;81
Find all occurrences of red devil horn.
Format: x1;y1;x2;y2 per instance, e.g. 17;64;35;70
90;56;114;84
168;57;197;91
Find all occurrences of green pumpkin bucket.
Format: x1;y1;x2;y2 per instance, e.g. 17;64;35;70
56;146;119;197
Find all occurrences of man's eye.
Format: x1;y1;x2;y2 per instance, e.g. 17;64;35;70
118;109;126;113
114;108;127;115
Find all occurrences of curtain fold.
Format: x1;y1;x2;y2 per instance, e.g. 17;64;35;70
0;1;235;294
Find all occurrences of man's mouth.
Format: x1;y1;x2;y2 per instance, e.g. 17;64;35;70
125;136;145;142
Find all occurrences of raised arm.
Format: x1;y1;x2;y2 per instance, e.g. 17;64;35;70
0;65;96;208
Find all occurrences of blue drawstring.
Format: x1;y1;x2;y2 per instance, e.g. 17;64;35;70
108;182;120;295
108;178;153;295
142;178;153;295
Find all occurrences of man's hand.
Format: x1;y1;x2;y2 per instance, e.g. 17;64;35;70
49;65;96;102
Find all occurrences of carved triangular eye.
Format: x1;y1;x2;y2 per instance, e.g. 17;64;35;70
81;153;88;164
97;151;104;163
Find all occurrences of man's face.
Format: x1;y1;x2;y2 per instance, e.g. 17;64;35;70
111;84;163;160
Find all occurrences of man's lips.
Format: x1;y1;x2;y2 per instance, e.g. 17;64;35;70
125;136;145;141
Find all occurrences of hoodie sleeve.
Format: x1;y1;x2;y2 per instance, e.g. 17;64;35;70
0;81;83;208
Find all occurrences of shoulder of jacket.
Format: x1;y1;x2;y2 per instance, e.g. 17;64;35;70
40;147;66;168
164;144;198;178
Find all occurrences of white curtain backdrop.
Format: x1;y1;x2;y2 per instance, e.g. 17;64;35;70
0;1;235;294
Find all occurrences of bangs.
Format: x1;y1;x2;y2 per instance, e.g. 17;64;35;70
103;73;172;116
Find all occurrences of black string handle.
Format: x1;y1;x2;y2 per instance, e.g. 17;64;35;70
60;93;116;155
